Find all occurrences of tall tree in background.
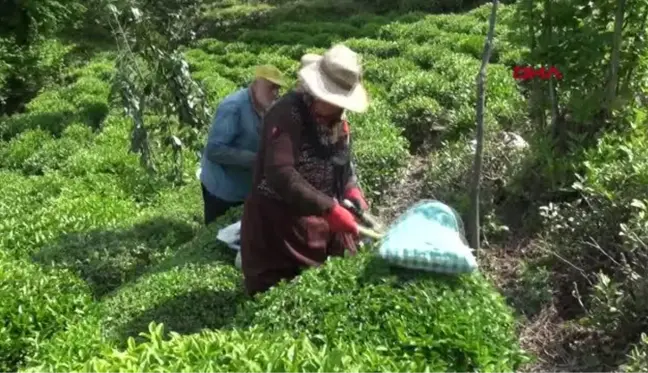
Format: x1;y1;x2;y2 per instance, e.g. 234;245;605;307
108;2;211;182
468;0;498;251
605;0;627;113
0;0;85;115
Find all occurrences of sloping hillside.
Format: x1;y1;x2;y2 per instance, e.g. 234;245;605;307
1;0;648;371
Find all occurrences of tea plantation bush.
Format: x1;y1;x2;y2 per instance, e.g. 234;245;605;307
235;253;528;371
184;4;524;197
626;335;648;372
0;66;111;141
23;209;244;372
0;60;209;371
36;324;436;372
0;2;537;372
27;247;528;372
530;123;648;368
0;252;93;373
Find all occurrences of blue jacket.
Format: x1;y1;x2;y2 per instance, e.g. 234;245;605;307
200;87;262;202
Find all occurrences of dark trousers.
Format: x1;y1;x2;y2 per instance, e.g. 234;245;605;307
201;183;242;226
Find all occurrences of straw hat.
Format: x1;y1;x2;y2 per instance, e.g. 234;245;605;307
298;44;368;113
300;53;322;67
255;65;286;87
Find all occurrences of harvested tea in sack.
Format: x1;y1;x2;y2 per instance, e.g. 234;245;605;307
216;220;241;251
378;200;477;274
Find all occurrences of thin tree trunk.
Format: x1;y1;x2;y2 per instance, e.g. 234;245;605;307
527;0;546;129
621;8;648;94
543;0;561;142
468;0;499;251
605;0;627;110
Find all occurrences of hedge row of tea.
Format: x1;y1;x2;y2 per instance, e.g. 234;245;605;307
22;210;528;372
1;3;531;372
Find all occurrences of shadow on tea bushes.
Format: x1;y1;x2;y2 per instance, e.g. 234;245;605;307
102;207;246;344
23;207;246;371
33;216;198;298
234;252;530;372
0;124;95;175
28;249;530;373
150;206;243;274
25;183;209;300
113;288;245;342
0;73;110;141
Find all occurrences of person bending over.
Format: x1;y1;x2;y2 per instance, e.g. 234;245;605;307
199;65;286;225
240;44;371;296
296;52;367;210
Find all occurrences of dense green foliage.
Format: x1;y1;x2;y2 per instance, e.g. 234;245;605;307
236;254;525;371
0;253;92;373
24;248;527;372
1;0;648;371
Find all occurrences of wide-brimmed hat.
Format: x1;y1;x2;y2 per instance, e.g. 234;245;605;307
300;53;322;67
298;44;368;113
255;65;286;87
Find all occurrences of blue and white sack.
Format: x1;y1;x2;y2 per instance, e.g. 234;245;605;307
378;200;478;274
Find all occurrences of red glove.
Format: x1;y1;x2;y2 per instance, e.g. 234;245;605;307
344;187;368;211
325;204;359;236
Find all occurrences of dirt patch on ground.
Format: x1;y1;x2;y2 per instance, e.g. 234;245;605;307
478;238;571;373
482;244;555;370
375;154;430;224
480;239;595;372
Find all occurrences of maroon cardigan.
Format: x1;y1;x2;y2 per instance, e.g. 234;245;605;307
240;91;359;294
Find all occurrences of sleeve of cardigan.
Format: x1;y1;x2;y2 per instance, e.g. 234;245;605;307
264;113;336;216
342;121;360;192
